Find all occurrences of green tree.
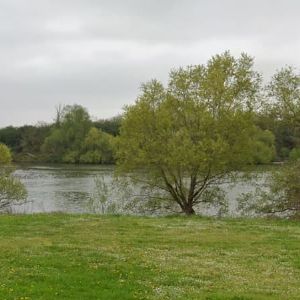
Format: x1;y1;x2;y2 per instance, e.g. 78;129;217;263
94;115;122;136
116;52;261;215
0;126;21;153
252;129;275;164
240;67;300;218
80;127;115;164
0;143;12;163
41;128;65;162
0;144;27;212
267;67;300;127
265;67;300;157
42;105;92;163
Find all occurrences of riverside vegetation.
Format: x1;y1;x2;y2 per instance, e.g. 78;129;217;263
0;51;300;299
0;52;300;216
1;52;300;216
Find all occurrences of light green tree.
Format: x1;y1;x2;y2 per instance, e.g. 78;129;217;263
0;143;12;163
289;147;300;161
0;144;27;212
116;52;262;215
80;127;115;164
252;129;276;164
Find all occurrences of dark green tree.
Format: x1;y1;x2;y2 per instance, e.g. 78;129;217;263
42;105;92;163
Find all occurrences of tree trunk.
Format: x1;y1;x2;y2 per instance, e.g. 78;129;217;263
182;204;195;216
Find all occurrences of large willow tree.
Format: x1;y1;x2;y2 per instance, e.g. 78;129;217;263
116;52;262;215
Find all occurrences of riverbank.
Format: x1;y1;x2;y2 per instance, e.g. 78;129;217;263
0;214;299;299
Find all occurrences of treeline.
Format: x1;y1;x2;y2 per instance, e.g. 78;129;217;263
0;66;299;165
0;103;297;165
0;107;295;165
0;105;121;164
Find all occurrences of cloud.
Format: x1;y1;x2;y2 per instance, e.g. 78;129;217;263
0;0;299;127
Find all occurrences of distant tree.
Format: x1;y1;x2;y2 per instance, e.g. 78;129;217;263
94;115;122;136
265;67;300;157
116;52;262;215
0;144;27;212
0;126;22;153
42;105;92;163
17;124;51;160
240;67;300;218
41;128;65;162
260;67;300;217
0;124;51;162
267;67;300;127
54;104;64;127
252;129;275;164
80;127;115;164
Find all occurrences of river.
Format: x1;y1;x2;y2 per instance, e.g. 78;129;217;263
12;164;266;215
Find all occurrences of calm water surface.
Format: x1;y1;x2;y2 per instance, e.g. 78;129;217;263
13;164;265;215
13;164;114;213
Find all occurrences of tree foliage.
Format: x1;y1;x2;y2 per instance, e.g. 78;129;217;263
41;105;115;164
0;143;12;164
0;144;27;212
0;126;21;153
259;67;300;159
252;129;275;164
116;52;263;215
94;115;122;136
267;67;300;127
239;67;300;218
80;127;115;164
42;105;92;163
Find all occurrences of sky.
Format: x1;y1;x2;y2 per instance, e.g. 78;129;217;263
0;0;299;127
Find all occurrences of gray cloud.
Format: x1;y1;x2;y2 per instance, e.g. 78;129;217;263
0;0;300;127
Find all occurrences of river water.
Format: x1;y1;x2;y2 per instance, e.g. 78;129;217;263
12;164;266;215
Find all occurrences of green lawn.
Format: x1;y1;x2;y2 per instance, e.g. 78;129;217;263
0;215;299;299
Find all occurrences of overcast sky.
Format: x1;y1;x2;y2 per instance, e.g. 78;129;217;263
0;0;299;127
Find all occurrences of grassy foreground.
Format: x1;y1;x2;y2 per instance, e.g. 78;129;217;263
0;215;299;299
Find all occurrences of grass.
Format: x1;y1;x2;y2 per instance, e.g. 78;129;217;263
0;215;299;299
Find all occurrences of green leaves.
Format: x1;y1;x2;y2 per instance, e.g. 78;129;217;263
41;105;115;164
116;52;263;215
0;144;12;164
0;144;27;212
80;127;115;164
42;105;92;163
